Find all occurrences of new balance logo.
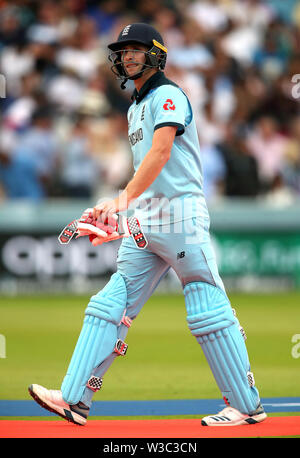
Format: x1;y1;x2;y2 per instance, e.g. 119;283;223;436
177;251;185;259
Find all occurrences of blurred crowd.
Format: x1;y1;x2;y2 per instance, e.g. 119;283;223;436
0;0;300;205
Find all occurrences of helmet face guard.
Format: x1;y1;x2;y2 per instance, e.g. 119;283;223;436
108;40;167;83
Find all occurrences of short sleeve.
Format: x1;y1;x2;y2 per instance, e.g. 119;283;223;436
151;85;191;137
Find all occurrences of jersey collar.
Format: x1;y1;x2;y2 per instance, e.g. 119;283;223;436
131;71;177;105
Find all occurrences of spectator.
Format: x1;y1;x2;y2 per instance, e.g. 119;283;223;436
0;43;34;96
268;0;299;25
79;70;111;118
0;0;299;202
86;0;125;36
153;6;184;50
165;63;207;126
59;115;101;198
219;124;260;197
253;54;300;130
264;173;296;206
232;67;268;126
167;18;215;71
47;68;85;114
187;0;228;34
281;115;300;195
253;20;292;82
55;15;105;80
2;72;43;131
86;112;132;196
201;143;226;202
246;115;288;191
197;99;226;147
224;0;274;30
0;107;58;200
203;40;237;123
0;4;26;47
26;1;64;45
0;126;18;200
220;1;266;67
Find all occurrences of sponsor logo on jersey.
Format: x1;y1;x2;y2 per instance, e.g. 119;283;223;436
163;99;175;110
129;127;143;146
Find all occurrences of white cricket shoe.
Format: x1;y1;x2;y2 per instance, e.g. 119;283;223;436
28;384;89;425
201;405;267;426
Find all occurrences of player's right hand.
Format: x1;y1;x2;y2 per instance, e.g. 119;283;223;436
76;208;118;239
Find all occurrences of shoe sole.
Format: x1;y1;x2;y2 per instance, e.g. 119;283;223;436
28;385;86;426
201;411;267;426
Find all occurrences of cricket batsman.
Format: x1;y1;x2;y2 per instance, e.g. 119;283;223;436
29;23;267;427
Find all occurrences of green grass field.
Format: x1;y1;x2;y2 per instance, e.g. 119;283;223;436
1;291;299;404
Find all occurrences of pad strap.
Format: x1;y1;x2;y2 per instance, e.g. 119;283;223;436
120;312;132;328
87;376;103;392
114;338;128;356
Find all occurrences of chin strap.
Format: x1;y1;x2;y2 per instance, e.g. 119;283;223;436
120;64;149;89
120;78;128;90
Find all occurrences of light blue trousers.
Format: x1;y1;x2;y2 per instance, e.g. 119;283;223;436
65;217;260;414
78;217;231;406
117;217;226;317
